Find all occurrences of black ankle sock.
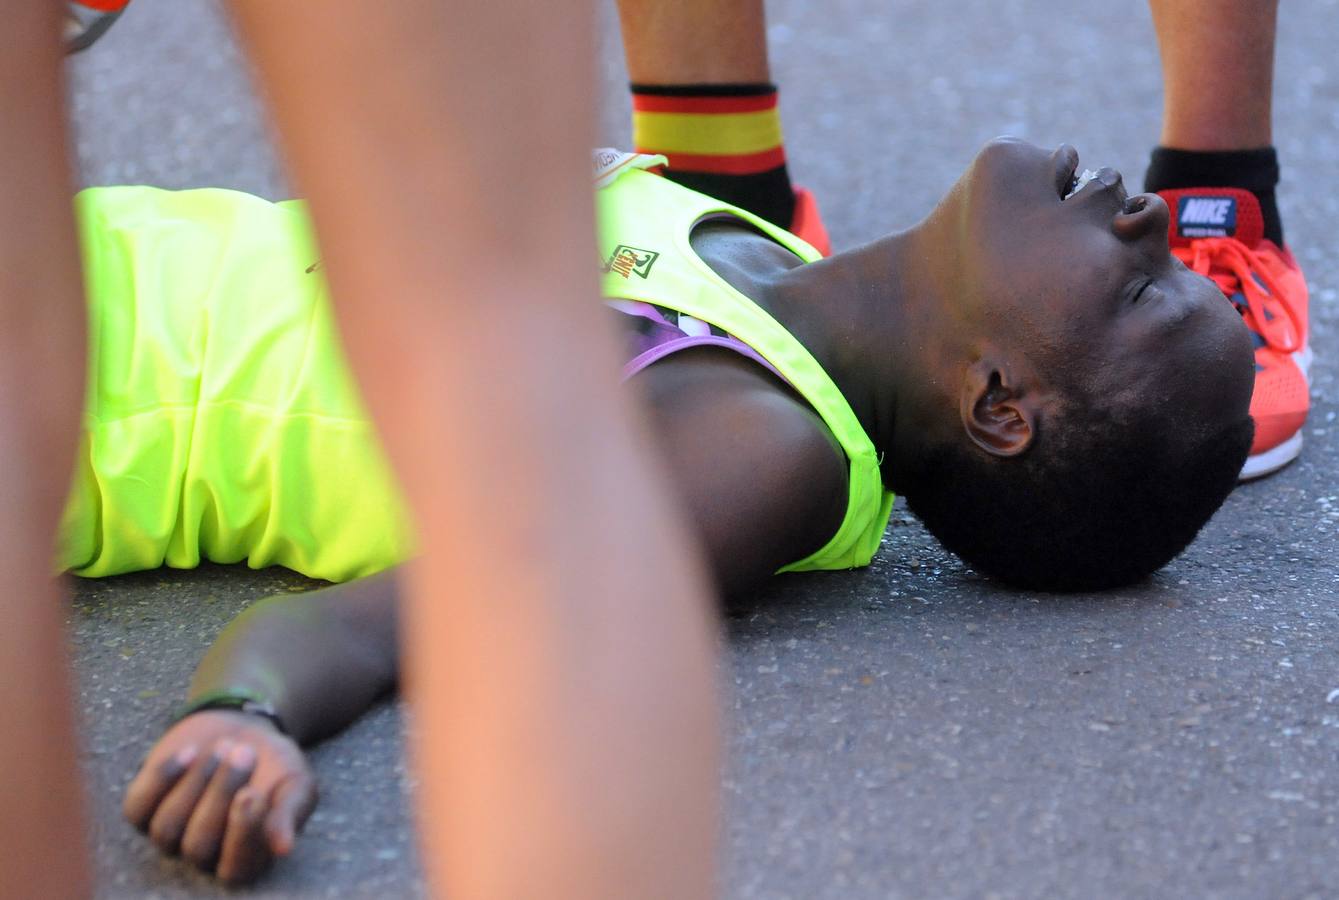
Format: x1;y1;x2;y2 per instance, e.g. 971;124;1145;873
631;83;796;228
1144;146;1284;245
656;167;797;231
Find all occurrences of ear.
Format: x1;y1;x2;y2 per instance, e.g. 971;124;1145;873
959;359;1038;458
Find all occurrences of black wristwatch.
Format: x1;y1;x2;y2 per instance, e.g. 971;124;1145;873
172;689;290;737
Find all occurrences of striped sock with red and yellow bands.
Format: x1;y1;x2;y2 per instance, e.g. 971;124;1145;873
631;83;796;229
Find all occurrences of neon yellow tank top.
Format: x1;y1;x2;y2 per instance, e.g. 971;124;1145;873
60;186;413;581
61;171;891;581
596;161;895;571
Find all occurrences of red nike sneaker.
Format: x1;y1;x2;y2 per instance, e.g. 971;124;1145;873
1160;187;1310;479
790;187;832;257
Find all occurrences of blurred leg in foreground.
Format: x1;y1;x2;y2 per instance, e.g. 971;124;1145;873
0;5;91;899
229;2;720;897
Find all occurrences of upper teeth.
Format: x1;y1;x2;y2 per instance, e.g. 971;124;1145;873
1063;168;1099;200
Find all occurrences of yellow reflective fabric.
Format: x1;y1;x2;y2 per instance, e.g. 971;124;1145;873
597;165;894;572
60;187;413;582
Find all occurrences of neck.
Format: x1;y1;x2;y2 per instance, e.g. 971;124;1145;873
745;224;956;487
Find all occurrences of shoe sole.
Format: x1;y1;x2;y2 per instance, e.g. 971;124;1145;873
1240;430;1303;481
1295;342;1314;379
1238;335;1311;482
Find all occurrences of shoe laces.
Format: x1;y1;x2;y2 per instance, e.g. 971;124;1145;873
1175;237;1301;353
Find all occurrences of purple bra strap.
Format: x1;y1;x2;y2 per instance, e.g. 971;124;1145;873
622;334;786;383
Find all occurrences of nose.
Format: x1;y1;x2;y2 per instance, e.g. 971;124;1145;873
1112;192;1170;244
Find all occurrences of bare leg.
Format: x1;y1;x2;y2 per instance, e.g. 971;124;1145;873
0;6;91;899
618;0;770;83
229;3;719;898
1150;0;1278;149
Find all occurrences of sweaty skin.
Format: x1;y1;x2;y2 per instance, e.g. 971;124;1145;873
124;138;1253;881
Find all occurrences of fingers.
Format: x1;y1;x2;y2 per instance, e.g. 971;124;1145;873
216;787;274;885
178;742;259;870
144;739;233;855
123;744;200;831
125;723;317;884
263;772;319;857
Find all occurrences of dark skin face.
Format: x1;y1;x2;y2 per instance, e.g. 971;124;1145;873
698;137;1253;480
937;138;1254;452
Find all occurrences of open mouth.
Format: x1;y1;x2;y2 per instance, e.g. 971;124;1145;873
1062;167;1100;200
1051;146;1116;202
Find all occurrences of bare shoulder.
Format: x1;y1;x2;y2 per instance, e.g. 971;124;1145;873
634;347;849;596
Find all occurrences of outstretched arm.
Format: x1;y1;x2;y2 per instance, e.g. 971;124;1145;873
122;571;400;883
186;571;400;746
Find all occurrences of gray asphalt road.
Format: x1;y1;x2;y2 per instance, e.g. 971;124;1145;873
67;1;1339;897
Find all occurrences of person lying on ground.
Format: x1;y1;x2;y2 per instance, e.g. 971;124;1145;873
96;137;1253;881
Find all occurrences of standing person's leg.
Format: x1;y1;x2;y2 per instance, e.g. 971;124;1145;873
616;0;829;252
1147;0;1280;236
229;3;719;898
0;5;91;899
1152;0;1276;150
1145;0;1308;480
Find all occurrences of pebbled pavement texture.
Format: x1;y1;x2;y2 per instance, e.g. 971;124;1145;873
68;1;1339;897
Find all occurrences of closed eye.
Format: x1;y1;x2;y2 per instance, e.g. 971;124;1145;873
1131;279;1156;305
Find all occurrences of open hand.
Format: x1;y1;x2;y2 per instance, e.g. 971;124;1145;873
123;709;317;883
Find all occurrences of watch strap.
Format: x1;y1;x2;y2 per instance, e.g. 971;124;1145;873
172;689;290;737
